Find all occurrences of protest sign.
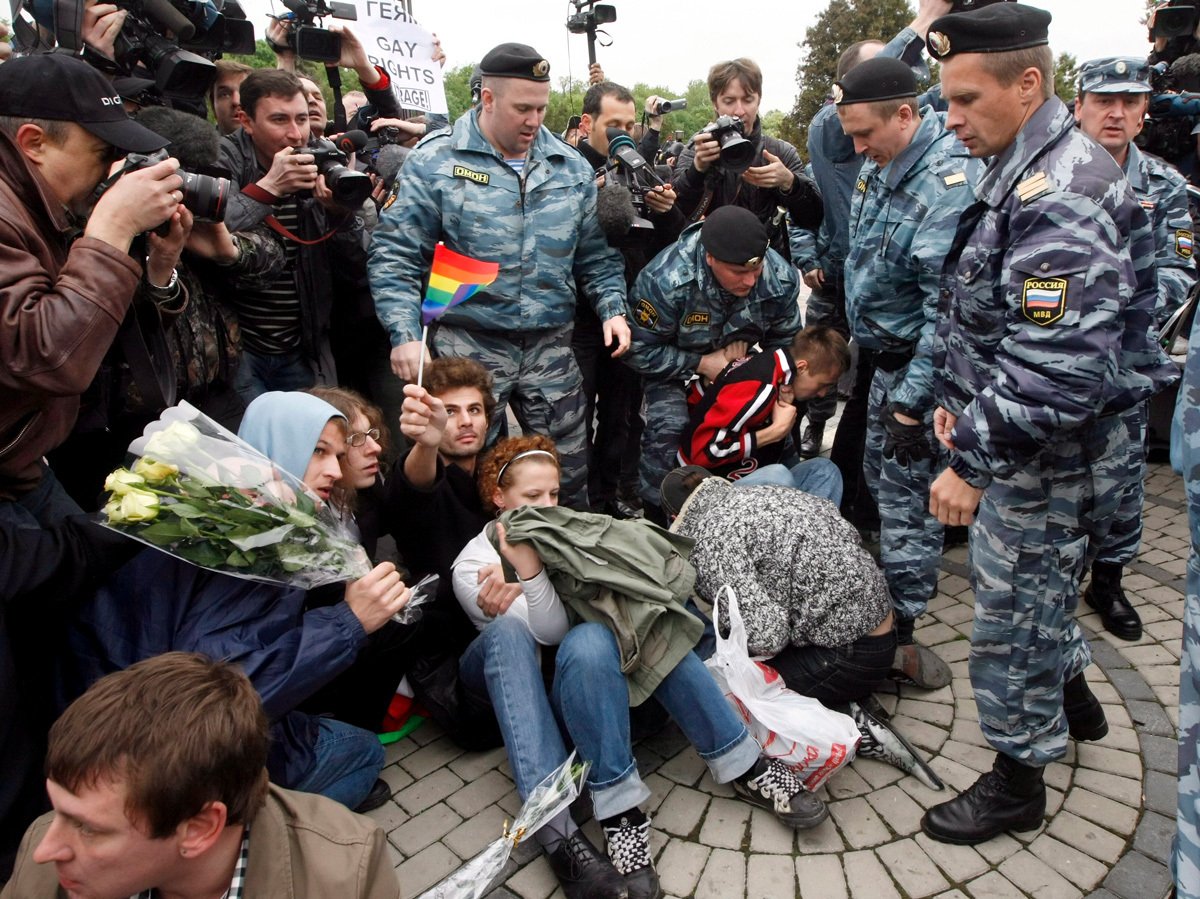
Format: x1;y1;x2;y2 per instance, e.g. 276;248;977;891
355;0;447;114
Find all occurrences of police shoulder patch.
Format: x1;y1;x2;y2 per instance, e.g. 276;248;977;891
1177;229;1194;259
683;311;711;327
452;165;490;185
855;179;867;193
634;299;660;329
1021;277;1067;326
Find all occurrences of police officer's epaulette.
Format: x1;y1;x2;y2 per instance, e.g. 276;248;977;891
413;127;452;150
1016;171;1050;205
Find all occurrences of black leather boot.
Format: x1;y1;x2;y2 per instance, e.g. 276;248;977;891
1063;671;1108;741
799;422;825;459
921;753;1046;845
1084;561;1142;641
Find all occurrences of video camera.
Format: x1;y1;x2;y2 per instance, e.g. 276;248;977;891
698;115;755;174
276;0;357;63
598;126;668;245
1155;0;1200;40
294;137;373;207
1136;57;1200;165
566;0;615;65
653;97;687;114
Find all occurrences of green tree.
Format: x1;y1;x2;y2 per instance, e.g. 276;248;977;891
1054;52;1080;100
782;0;915;156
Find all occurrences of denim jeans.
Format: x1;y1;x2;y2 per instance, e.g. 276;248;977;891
0;463;83;530
551;623;759;820
291;717;385;810
458;615;571;800
735;457;844;507
768;629;897;710
235;349;316;404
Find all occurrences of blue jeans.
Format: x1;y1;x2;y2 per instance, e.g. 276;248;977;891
551;623;759;820
0;463;83;530
735;457;844;507
235;349;316;404
459;616;571;800
291;717;384;810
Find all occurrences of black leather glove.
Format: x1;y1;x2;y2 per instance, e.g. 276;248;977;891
882;405;932;467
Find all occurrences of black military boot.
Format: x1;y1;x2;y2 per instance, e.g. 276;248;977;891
1063;671;1109;742
921;753;1046;845
1084;561;1142;641
799;422;825;459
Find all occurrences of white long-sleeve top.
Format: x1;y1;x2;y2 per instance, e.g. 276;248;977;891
451;528;570;645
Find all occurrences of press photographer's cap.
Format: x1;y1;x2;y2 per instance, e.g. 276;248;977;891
701;207;770;267
479;42;551;82
833;57;917;106
1078;57;1152;94
0;53;168;153
925;3;1052;61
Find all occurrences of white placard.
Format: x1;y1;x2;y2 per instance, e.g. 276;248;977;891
355;1;447;115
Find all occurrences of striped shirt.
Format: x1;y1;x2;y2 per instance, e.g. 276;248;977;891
233;198;302;355
130;826;249;899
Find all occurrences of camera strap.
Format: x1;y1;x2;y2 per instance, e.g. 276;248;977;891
263;214;348;246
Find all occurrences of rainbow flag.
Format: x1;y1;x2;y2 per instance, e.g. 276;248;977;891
421;244;499;326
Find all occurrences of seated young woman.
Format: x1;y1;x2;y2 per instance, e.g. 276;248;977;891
452;435;827;899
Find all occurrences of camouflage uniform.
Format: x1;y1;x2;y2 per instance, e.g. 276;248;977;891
846;107;982;621
624;222;802;506
934;98;1177;765
1172;297;1200;899
369;110;627;508
1095;142;1197;570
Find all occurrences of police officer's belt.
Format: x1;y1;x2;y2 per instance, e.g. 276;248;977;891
875;347;916;372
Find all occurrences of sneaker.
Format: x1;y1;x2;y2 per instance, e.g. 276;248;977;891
546;831;629;899
732;758;829;829
888;643;952;690
849;699;944;791
602;813;661;899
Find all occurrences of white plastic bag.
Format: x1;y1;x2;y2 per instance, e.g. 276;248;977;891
705;586;860;791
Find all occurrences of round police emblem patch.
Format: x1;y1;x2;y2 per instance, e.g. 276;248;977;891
928;31;951;57
831;83;844;104
1115;60;1127;74
533;59;550;78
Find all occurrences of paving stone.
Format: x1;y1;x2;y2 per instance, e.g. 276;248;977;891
399;735;466;779
974;832;1023;864
363;798;408;832
827;766;873;799
876;838;951;897
1102;851;1172;899
1143;769;1179;816
748;807;795;854
746;853;796;897
1105;668;1155;701
950;719;994;749
380;763;415;794
658;748;706;786
696;770;736;799
916;622;963;646
896;698;956;727
934;892;971;899
965;871;1027;899
448;746;509;781
934;640;972;663
384;737;419;764
697;796;750;850
395;842;461;896
864;784;925;837
1099;704;1133;731
1076;744;1143;780
999;848;1084;898
1047;811;1127;864
1028;835;1108;891
644;772;674;814
795;816;846;853
796;854;848;899
389;802;463;855
655;785;710;837
1071;769;1141;807
395;768;466;815
929;756;986;793
899;776;958;810
694;847;745;899
1086;681;1121;703
1133;810;1177;865
916;833;991;882
505;854;558;899
442;805;509;861
656;838;710;897
940;739;1000;774
1062;788;1139;836
446;769;516;818
1130;701;1178;739
851;757;907;789
1140;732;1180;773
843;849;901;899
1097;724;1141;753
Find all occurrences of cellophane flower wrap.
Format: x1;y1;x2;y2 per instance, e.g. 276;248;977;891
99;401;371;589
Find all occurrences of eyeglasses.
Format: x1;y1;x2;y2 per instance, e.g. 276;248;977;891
346;428;381;447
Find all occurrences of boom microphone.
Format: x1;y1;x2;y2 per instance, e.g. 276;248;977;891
372;144;409;188
596;180;637;239
140;0;196;40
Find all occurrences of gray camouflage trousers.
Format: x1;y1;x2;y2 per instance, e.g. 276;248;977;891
638;379;690;508
968;414;1127;766
863;366;945;621
1093;402;1147;566
431;323;590;509
1177;552;1200;898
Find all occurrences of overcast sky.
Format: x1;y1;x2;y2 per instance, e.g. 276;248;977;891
239;0;1151;113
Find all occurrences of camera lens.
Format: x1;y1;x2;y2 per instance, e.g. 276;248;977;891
717;131;756;174
180;171;230;222
320;163;373;207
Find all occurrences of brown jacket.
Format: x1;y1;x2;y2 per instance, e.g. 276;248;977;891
0;131;142;500
1;784;402;898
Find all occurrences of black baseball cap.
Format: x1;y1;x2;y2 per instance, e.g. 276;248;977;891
0;53;168;153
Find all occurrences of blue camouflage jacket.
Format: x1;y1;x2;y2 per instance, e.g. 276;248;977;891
1125;142;1196;325
845;107;981;414
624;222;802;381
368;110;626;345
934;98;1178;488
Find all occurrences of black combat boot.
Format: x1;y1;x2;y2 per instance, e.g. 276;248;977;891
1084;561;1142;641
799;422;825;459
921;753;1046;845
1063;671;1109;742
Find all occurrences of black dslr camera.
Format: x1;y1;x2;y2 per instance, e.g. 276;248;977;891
276;0;357;62
122;148;230;221
698;115;755;173
294;138;373;207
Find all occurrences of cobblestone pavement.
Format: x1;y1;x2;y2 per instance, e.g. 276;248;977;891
368;458;1188;899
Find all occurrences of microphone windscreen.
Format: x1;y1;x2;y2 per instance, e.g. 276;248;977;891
596;181;637;239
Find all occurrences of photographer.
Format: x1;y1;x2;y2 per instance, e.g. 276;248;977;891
673;58;822;260
219;68;370;400
573;80;685;515
0;53;182;527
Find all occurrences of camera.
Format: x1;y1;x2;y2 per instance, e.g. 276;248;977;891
277;0;357;63
123;148;230;221
294;138;373;207
566;2;616;34
655;97;687;114
698;115;755;174
603;126;666;244
1155;0;1200;39
351;108;413;168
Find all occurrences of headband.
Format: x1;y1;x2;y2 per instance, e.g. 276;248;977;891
496;449;558;485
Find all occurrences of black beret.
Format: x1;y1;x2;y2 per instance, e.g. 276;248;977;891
479;42;551;82
833;57;917;106
701;207;770;267
926;2;1051;61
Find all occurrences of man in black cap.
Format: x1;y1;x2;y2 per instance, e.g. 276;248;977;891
623;205;802;523
0;52;182;528
920;3;1177;844
835;56;980;692
370;41;629;512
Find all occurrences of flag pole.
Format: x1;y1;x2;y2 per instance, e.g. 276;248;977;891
415;324;430;389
